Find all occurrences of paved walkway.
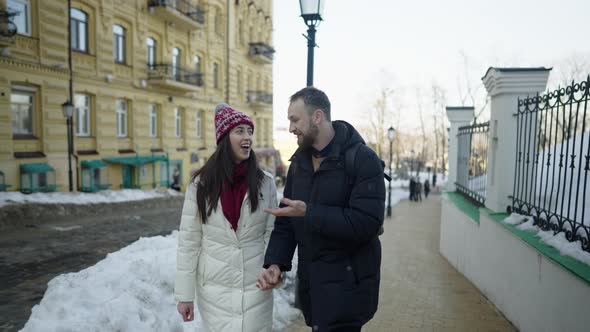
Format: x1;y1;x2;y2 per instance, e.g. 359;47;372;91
287;194;516;331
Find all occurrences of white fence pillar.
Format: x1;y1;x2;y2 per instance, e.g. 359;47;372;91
482;67;551;213
446;107;474;192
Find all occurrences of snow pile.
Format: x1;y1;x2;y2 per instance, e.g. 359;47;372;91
0;189;182;208
21;232;301;332
503;213;590;266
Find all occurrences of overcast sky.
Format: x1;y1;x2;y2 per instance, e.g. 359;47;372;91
271;0;590;132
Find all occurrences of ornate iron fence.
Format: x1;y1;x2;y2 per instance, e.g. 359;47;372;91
148;0;205;24
246;90;273;104
147;64;203;87
248;42;275;61
512;77;590;251
456;122;490;206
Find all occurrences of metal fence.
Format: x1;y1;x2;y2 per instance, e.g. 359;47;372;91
512;77;590;251
456;121;490;206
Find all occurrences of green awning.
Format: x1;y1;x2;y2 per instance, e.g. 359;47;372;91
20;163;55;174
81;160;107;168
103;155;168;167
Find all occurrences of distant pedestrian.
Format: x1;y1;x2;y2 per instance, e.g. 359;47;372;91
175;103;277;331
432;174;437;189
424;179;431;198
409;177;416;201
170;168;181;191
415;181;423;202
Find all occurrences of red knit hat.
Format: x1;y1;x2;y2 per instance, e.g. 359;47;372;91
214;103;255;144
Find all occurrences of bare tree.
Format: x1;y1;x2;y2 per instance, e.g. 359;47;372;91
544;53;590;145
456;50;490;123
431;83;448;177
551;53;590;88
365;87;394;159
415;88;429;174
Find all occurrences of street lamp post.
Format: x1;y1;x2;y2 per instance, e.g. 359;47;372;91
299;0;324;87
387;126;395;217
62;101;74;192
410;149;415;175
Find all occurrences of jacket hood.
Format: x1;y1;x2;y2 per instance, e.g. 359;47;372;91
291;120;365;160
332;120;365;152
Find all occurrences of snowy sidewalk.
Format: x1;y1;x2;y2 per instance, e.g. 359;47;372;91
287;194;515;331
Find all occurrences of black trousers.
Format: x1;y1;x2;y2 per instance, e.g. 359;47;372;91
328;326;361;332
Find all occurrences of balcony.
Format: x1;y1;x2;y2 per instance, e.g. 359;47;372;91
148;64;204;92
148;0;205;31
247;90;273;107
248;42;275;64
0;10;18;47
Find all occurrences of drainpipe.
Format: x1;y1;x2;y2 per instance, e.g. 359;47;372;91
225;0;230;103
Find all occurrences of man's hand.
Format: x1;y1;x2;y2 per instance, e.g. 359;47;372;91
177;301;194;322
264;198;307;217
256;264;283;291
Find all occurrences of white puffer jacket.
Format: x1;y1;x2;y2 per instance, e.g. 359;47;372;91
175;172;277;332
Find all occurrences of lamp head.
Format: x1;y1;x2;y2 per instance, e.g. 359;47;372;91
299;0;324;26
62;101;74;118
388;126;395;141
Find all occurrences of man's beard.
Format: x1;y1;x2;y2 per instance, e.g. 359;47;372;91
298;123;320;149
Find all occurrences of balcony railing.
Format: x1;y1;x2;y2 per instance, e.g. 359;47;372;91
0;9;18;47
148;0;205;28
148;64;203;91
247;90;273;105
248;42;275;64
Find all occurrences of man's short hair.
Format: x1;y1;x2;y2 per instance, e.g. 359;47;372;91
290;87;331;121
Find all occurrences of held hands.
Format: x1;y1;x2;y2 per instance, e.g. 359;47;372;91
256;264;283;291
264;198;307;217
177;301;194;322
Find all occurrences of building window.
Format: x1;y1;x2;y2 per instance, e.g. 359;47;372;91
237;69;242;95
140;165;148;179
172;47;181;79
74;93;90;136
147;37;156;66
265;119;272;147
196;111;202;138
149;104;158;137
11;88;35;135
116;99;127;137
71;8;88;52
194;55;201;73
113;24;126;64
7;0;31;36
175;108;182;138
213;7;222;35
238;19;244;46
213;63;219;89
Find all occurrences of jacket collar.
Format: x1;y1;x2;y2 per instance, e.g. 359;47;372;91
288;122;352;172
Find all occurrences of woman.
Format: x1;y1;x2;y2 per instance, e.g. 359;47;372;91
175;103;277;331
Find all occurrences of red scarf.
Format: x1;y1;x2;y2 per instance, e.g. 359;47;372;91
220;162;249;231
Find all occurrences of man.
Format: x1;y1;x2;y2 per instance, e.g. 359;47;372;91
258;87;385;331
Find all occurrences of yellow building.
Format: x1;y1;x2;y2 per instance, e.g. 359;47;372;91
0;0;275;193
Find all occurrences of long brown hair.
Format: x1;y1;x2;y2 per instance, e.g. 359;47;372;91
190;134;264;223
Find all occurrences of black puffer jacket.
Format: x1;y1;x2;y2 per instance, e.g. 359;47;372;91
264;121;385;331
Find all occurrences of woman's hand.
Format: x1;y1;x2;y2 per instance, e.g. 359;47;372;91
177;301;195;322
